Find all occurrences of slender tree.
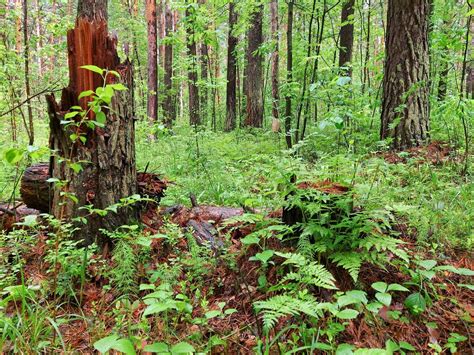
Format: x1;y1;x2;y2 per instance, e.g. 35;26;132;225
146;0;158;122
185;1;200;125
284;0;294;148
162;1;175;126
23;0;34;145
381;0;430;150
243;3;264;127
225;1;238;131
338;0;355;75
270;0;280;122
46;0;137;247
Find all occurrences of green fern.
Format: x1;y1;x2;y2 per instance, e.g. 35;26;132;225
330;252;363;282
254;293;323;331
276;252;337;290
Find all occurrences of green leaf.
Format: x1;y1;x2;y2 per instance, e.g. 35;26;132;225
109;83;127;91
435;265;474;276
64;111;80;119
399;341;416;351
371;282;388;293
80;65;104;75
4;148;24;165
96;111;106;126
170;342;195;354
78;90;95;99
94;334;119;353
108;70;121;78
404;292;426;315
144;342;169;353
387;283;409;292
241;234;260;245
417;259;437;270
375;292;392;307
69;162;83;173
205;310;221;319
337;290;368;307
113;338;136;355
336;343;354;355
336;308;359;320
313;342;332;351
458;284;474;291
253;250;274;264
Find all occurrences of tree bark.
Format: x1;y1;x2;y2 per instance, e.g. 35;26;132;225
162;1;175;126
270;0;280;122
284;0;294;149
380;0;430;150
146;0;158;122
47;0;137;247
225;1;238;131
186;2;200;126
243;3;264;127
23;0;34;145
338;0;355;75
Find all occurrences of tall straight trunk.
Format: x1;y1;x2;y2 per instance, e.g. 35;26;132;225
244;3;264;127
15;0;22;53
186;2;200;125
34;0;43;77
284;0;294;149
381;0;430;150
162;1;175;126
47;0;137;247
146;0;158;122
200;43;209;121
225;1;238;131
270;0;280;122
23;0;34;145
338;0;355;75
157;0;164;68
362;0;371;93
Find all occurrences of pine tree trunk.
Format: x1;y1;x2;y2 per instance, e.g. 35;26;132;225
380;0;430;150
200;42;209;122
243;3;263;127
46;0;137;247
146;0;158;122
186;2;200;126
162;1;175;126
225;1;237;131
270;0;280;122
338;0;355;75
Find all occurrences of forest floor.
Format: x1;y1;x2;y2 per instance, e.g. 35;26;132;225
1;124;473;354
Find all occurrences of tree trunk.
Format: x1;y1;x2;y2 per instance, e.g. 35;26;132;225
338;0;355;75
380;0;430;150
186;2;200;126
225;1;238;131
243;3;264;127
200;42;209;122
23;0;34;145
46;0;137;247
162;1;175;126
270;0;280;122
284;0;294;149
34;0;44;77
146;0;158;122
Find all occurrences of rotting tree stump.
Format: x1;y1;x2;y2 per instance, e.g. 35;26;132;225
45;1;137;247
282;179;352;233
19;163;168;213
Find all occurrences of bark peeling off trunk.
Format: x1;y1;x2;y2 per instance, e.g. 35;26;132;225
47;14;136;247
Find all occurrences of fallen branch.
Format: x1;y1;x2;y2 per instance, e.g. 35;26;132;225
0;85;61;118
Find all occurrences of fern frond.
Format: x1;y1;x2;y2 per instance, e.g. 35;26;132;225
330;252;363;282
254;294;322;331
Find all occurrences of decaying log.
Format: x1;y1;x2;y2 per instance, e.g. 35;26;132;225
19;162;51;212
170;205;244;227
0;204;39;231
20;163;168;213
